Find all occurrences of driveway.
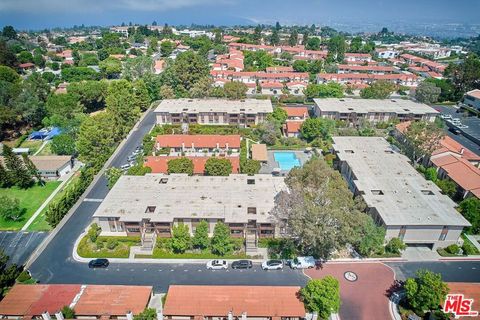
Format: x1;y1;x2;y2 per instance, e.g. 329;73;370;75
305;262;395;320
0;231;49;266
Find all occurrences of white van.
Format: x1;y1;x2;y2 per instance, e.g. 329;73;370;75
289;256;316;269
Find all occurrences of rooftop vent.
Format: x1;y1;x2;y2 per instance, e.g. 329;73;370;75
371;189;384;195
159;178;168;184
345;150;354;154
247;179;255;185
188;99;193;102
339;99;345;101
348;108;354;111
391;99;397;102
421;190;434;195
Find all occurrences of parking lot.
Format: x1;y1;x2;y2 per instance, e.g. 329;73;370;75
0;231;48;266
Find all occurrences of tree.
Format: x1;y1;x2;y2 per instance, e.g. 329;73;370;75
425;78;457;102
300;277;341;319
51;133;76;155
241;159;261;175
415;81;441;104
106;80;141;140
133;79;151;111
160;41;175;57
167;158;194;175
61;306;76;319
300;118;335;141
0;195;25;221
45;93;83;126
304;83;344;100
445;54;480;97
436;179;457;198
270;29;280;46
159;85;175;99
0;249;21;299
385;238;406;254
244;50;274;71
289;29;298;46
18;51;34;64
2;145;33;188
76;112;115;168
106;167;123;189
171;224;191;253
170;51;209;91
224;81;248;100
0;163;11;188
275;21;281;31
404;270;449;314
99;57;122;79
204;158;232;176
272;158;369;259
327;36;346;62
210;221;233;256
0;40;18;68
292;60;309;72
256;121;280;145
458;197;480;234
305;37;321;51
424;167;438;182
2;26;17;40
349;36;363;53
357;217;386;257
22;154;43;186
404;121;445;159
189;77;212;98
123;56;154;81
67;80;109;113
61;67;100;82
133;308;157;320
268;107;288;125
360;80;396;99
192;220;210;250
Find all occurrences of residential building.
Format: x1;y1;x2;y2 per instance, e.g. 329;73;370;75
260;81;284;95
337;64;397;74
163;285;305;320
345;53;372;62
153;99;273;126
145;156;240;174
375;48;400;59
316;73;419;87
0;284;153;319
463;89;480;111
211;70;309;84
92;174;287;245
282;107;309;121
284;122;303;138
0;155;73;179
155;134;241;155
286;82;307;96
332;136;470;249
266;66;294;73
314;98;438;124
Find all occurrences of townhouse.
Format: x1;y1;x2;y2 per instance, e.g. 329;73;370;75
153;99;273;126
400;53;446;74
154;134;241;155
227;42;327;60
314;98;438;124
463;89;480;111
92;174;287;244
281;106;309;138
337;64;397;74
210;70;309;84
345;53;372;63
316;73;419;87
333;136;471;250
145;156;241;175
375;48;400;59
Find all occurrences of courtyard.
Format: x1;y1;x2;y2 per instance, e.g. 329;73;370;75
259;150;311;175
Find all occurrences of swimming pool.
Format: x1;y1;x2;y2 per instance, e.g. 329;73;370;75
274;152;301;170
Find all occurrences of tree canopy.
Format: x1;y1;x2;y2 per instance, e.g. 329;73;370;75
300;277;341;319
167;157;194;175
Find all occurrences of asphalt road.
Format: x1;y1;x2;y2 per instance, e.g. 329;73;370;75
0;231;48;266
386;261;480;282
27;107;480;294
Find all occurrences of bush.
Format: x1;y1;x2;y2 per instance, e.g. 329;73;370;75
16;270;31;283
106;238;119;250
88;223;101;243
462;241;478;255
445;244;460;255
61;306;75;319
385;238;406;254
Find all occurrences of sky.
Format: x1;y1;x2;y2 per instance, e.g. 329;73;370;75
1;0;479;31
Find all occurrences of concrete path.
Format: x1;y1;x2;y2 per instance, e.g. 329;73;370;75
33;140;49;156
21;162;81;231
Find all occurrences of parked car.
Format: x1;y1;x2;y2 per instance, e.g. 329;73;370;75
440;114;452;119
449;127;462;135
120;163;131;170
457;125;469;129
231;260;253;269
206;260;228;270
261;260;283;270
88;259;109;268
288;256;316;269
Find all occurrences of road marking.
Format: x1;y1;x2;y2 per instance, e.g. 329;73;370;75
472;267;476;270
144;269;147;271
116;269;120;271
130;269;134;271
170;269;174;272
83;198;104;202
198;269;202;272
184;269;188;272
158;269;162;272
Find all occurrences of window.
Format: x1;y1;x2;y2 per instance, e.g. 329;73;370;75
127;228;140;233
145;206;156;213
371;190;384;195
399;226;406;240
439;226;448;241
247;179;255;185
247;207;257;214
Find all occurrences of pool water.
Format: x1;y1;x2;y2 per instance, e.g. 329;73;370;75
274;152;300;170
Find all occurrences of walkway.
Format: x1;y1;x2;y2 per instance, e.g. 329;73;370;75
32;141;49;156
21;162;82;231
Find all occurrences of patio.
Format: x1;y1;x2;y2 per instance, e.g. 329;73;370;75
259;150;311;175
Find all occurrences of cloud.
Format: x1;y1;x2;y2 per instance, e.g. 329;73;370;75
0;0;235;14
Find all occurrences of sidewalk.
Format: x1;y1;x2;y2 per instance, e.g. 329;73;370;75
21;162;82;231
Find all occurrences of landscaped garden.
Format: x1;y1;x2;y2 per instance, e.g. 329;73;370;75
77;224;141;258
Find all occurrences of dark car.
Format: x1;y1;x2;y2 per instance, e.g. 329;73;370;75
88;259;109;268
449;127;461;135
231;260;253;269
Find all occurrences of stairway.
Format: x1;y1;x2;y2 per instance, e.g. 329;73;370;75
141;232;156;254
245;233;258;255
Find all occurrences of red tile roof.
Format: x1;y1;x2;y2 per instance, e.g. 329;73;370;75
281;107;308;118
285;121;303;133
163;285;305;317
261;81;284;89
466;89;480;100
156;135;241;149
266;66;294;73
432;135;480;162
19;62;35;68
338;64;395;72
145;156;240;174
432;156;480;197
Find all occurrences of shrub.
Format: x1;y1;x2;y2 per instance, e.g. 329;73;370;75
106;238;119;250
462;241;479;255
61;306;75;319
445;244;460;255
16;270;31;283
385;238;406;254
88;223;101;243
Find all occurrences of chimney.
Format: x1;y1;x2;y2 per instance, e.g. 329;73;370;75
312;312;318;320
42;311;52;320
126;311;134;320
460;148;464;155
55;312;64;320
241;312;247;320
228;311;233;320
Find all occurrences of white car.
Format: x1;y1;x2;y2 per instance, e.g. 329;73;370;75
289;256;316;269
440;114;452;119
120;163;131;170
261;260;283;270
206;260;228;270
458;125;469;129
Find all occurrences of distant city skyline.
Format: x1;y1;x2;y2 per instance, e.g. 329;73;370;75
1;0;479;37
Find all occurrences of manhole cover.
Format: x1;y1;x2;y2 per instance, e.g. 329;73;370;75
344;271;358;282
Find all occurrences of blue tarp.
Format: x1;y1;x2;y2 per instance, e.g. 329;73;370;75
28;127;62;140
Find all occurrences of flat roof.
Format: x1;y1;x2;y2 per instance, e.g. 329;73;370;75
154;98;273;114
332;136;470;227
163;285;305;317
314;98;439;115
93;174;286;223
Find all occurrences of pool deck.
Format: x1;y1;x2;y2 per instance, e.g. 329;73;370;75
259;150;311;175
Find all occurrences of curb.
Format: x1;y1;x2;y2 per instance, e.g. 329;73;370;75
25;108;154;269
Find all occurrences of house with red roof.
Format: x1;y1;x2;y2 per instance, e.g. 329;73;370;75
281;107;308;137
260;81;284;95
337;64;397;75
145;156;240;175
19;62;35;72
286;82;307;96
155;135;241;157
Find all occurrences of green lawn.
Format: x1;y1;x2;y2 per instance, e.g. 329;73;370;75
77;235;141;258
18;140;44;154
36;142;54;156
27;173;80;231
0;181;61;230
